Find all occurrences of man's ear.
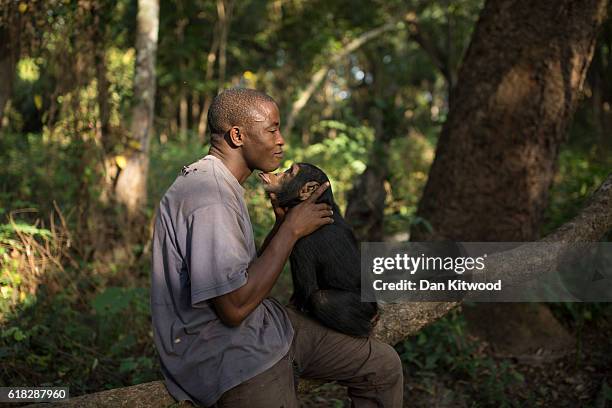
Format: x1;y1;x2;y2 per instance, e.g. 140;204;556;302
298;181;320;201
228;126;244;147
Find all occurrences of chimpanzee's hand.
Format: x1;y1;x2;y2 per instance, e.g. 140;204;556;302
282;182;333;239
268;192;287;224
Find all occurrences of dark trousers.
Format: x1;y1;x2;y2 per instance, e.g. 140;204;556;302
214;306;404;407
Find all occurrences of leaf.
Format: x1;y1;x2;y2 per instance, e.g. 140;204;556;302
115;155;127;169
92;287;131;315
34;94;43;110
0;222;51;237
128;140;142;151
119;357;138;373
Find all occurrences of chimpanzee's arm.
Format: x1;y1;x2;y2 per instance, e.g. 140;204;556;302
289;240;319;311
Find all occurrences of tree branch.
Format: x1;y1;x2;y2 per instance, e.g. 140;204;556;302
282;21;399;136
373;172;612;345
404;13;451;86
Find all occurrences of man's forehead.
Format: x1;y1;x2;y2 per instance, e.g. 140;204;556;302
251;101;278;122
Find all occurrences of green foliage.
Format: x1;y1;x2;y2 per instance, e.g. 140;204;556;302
147;135;209;206
0;220;53;316
385;133;436;236
0;284;157;392
289;119;374;210
398;310;526;407
543;149;611;235
0;217;157;392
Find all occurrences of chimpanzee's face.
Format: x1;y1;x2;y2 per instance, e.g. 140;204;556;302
258;163;300;194
259;162;329;208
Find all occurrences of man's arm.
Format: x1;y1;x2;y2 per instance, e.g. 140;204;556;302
212;183;332;326
257;192;285;256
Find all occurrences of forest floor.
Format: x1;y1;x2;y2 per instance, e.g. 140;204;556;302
297;305;612;408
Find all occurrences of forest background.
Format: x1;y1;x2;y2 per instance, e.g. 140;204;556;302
1;0;611;406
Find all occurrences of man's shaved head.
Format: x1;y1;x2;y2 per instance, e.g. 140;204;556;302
208;88;276;137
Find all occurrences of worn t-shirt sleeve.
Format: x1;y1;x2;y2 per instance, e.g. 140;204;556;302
186;204;250;306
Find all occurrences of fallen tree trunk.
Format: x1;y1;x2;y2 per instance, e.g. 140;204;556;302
38;171;612;407
375;170;612;344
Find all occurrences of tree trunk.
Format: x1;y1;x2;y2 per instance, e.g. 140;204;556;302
411;0;608;355
0;19;20;127
216;0;232;94
179;91;188;137
92;2;112;154
589;23;612;156
345;50;396;242
196;4;222;141
345;164;389;241
114;0;159;217
413;0;607;242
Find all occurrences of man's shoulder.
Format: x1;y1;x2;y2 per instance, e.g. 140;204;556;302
160;158;238;220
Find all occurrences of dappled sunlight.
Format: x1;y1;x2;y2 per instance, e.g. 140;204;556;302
494;63;535;111
0;208;74;319
0;209;158;392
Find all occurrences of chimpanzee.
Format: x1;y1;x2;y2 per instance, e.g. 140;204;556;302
259;163;378;337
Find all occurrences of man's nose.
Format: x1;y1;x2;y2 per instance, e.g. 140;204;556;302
276;131;285;146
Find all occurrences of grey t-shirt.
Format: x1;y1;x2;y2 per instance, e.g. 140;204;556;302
151;155;294;407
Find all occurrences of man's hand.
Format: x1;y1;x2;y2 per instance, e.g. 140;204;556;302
212;182;333;327
281;182;333;239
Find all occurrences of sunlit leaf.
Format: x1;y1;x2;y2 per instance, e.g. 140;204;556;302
34;95;43;110
115;155;127;169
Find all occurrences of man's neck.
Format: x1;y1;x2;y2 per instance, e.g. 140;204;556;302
208;146;252;185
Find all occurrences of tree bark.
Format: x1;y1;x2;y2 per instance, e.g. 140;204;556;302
114;0;159;216
345;164;389;241
412;0;608;242
92;3;112;154
196;2;222;141
410;0;608;355
589;21;612;156
216;0;232;94
179;91;188;137
0;9;20;127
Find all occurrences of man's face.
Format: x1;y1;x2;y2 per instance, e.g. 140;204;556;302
241;101;285;173
259;163;300;194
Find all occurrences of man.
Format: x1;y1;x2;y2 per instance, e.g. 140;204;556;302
151;88;403;407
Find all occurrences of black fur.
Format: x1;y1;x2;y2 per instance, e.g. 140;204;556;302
281;163;378;337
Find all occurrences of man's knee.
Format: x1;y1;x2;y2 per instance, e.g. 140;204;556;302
374;342;403;383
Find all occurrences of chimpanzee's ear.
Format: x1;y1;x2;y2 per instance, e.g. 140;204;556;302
290;163;300;175
298;181;320;201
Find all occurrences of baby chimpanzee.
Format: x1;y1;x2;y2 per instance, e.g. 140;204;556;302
259;163;378;337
